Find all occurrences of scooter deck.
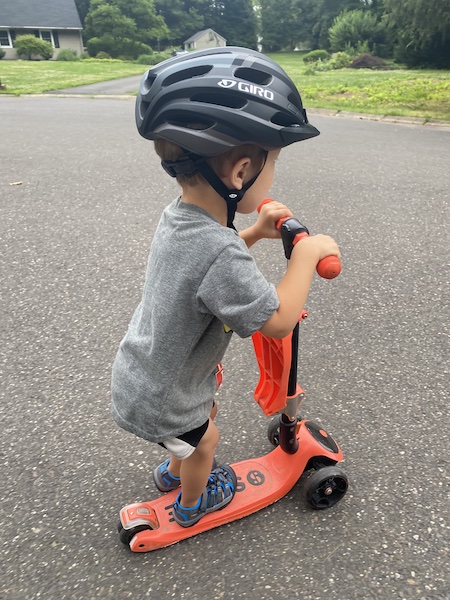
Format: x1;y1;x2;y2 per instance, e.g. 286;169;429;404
119;420;343;552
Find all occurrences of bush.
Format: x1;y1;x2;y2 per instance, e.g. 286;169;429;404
329;9;388;55
0;48;5;60
136;54;154;65
350;54;388;70
56;49;79;61
303;49;330;63
394;33;450;69
141;52;172;65
329;52;352;69
14;34;53;60
86;35;153;60
96;51;112;59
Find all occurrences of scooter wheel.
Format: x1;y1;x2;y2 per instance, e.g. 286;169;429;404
117;521;153;546
304;466;348;510
267;415;282;446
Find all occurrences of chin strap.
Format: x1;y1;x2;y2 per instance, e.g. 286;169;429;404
161;151;268;229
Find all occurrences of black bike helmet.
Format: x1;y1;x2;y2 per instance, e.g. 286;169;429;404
136;46;320;226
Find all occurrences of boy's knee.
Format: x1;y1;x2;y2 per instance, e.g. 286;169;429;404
200;419;219;452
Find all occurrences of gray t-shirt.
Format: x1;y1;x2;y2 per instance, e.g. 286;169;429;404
111;198;279;443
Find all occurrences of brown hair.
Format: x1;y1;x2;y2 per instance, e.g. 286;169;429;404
154;138;266;187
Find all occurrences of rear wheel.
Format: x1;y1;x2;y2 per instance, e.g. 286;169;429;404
118;522;153;546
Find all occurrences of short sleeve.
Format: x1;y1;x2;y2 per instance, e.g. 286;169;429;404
197;241;279;338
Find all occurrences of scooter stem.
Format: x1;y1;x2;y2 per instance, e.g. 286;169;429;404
279;413;299;454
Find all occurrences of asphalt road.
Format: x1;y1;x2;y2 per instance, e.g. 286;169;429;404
1;96;449;600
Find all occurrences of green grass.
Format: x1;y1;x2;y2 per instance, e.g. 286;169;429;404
1;54;449;121
269;52;450;121
0;59;145;95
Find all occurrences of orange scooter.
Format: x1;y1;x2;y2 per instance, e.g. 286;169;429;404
118;200;348;553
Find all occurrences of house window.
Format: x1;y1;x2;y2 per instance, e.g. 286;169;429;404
0;29;12;47
38;30;60;48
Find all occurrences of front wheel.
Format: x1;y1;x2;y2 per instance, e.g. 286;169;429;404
267;415;282;446
304;466;348;510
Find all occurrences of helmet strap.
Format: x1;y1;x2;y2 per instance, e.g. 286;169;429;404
161;151;268;229
195;151;268;229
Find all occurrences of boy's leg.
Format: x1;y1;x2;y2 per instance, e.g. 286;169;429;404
178;418;219;507
166;401;218;479
172;419;237;527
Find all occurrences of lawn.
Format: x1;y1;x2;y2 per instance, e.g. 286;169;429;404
270;53;450;121
0;59;145;95
1;54;449;121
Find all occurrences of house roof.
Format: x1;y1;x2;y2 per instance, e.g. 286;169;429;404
184;29;226;44
0;0;82;29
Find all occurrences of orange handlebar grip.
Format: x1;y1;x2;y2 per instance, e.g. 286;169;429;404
257;198;274;212
316;255;342;279
257;198;341;279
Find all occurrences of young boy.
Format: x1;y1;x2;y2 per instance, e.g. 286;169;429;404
111;47;340;528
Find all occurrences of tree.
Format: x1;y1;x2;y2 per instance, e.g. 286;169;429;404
154;0;207;47
14;35;53;60
259;0;366;52
329;9;389;55
204;0;258;48
75;0;91;26
260;0;301;51
84;0;169;57
383;0;450;67
383;0;450;46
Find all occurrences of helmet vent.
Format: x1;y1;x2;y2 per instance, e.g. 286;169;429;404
167;116;215;131
271;111;298;127
234;67;272;86
191;92;248;109
162;65;213;87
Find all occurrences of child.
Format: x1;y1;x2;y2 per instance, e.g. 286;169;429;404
111;47;340;528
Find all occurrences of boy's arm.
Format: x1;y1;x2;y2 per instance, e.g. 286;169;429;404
259;234;340;339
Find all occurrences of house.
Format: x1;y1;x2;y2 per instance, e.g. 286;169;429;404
0;0;83;59
183;29;226;52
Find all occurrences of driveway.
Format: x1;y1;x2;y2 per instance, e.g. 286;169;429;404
49;74;143;95
1;96;449;600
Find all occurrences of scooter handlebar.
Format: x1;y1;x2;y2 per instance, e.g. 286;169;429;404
258;199;341;279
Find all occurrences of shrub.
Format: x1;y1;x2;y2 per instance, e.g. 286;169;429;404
329;52;352;69
0;48;5;60
148;52;172;65
303;65;317;76
394;33;450;69
87;34;152;60
14;34;53;60
329;9;388;55
56;49;79;61
303;49;330;63
350;54;388;70
96;51;112;59
136;54;154;65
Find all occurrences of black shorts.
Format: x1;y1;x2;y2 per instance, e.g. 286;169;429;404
159;419;209;460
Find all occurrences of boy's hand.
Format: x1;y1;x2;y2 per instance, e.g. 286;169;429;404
292;233;341;263
255;200;293;239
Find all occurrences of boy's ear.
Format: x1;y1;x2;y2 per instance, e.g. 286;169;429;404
229;157;252;190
